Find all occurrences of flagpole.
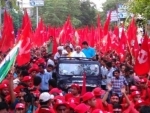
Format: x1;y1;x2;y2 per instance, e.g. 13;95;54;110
0;1;1;27
126;40;135;63
0;1;2;40
36;6;39;28
146;71;150;86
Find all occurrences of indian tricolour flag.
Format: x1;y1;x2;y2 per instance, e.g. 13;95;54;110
0;41;21;82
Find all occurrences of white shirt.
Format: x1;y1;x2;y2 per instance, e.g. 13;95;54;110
71;51;86;57
13;78;20;88
101;66;108;85
106;67;116;84
54;52;62;60
47;59;55;66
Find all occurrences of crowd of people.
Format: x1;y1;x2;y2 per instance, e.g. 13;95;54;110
0;40;149;113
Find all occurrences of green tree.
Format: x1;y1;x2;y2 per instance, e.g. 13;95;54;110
128;0;150;20
77;0;97;27
10;9;23;34
34;0;81;27
32;0;97;28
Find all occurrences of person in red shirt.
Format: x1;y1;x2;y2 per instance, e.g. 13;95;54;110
75;103;90;113
93;87;105;110
102;84;118;112
50;88;62;97
28;64;39;79
122;85;139;109
66;98;78;113
139;78;150;105
82;92;97;112
54;99;68;113
15;103;26;113
22;76;33;87
131;91;141;104
0;83;9;98
65;84;81;103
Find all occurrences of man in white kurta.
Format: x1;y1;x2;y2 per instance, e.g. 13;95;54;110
71;46;86;57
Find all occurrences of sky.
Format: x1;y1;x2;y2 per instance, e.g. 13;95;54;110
90;0;107;11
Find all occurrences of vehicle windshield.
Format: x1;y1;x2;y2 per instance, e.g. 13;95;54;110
59;63;99;76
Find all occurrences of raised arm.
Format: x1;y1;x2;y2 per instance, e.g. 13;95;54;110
102;84;112;103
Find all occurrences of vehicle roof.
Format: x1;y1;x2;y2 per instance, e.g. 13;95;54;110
58;57;100;64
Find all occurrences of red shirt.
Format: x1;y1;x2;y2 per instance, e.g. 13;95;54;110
123;103;139;113
141;88;150;105
35;107;55;113
95;98;104;110
65;93;80;103
103;103;113;112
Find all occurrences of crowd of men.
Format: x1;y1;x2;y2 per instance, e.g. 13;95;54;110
0;40;149;113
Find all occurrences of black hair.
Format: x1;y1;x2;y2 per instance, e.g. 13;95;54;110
113;70;120;76
47;64;54;68
38;64;45;69
113;103;122;109
21;70;29;77
48;53;53;58
140;106;150;113
111;93;119;99
33;76;41;86
49;79;57;88
0;102;9;111
39;100;49;106
125;66;131;73
106;62;112;68
82;41;88;46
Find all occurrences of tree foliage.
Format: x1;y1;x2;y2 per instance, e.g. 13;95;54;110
78;0;96;27
128;0;150;20
34;0;97;27
10;10;23;34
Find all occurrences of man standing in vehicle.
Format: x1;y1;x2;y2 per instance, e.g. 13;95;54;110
82;41;96;58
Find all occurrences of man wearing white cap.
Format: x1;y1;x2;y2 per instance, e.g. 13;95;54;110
54;46;63;61
71;46;86;58
36;92;55;113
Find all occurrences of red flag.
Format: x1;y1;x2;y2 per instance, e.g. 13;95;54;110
118;30;127;62
103;11;111;36
17;11;31;66
33;19;45;47
132;37;139;58
127;18;137;47
81;72;86;96
134;35;150;76
106;32;111;52
59;16;74;44
0;11;15;52
111;27;119;51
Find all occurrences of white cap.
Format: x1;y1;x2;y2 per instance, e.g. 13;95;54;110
39;92;54;102
57;46;63;51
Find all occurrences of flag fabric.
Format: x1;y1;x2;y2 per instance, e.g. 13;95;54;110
33;19;45;47
117;30;126;62
0;42;20;82
103;11;111;36
134;35;150;76
17;11;31;66
0;11;15;52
